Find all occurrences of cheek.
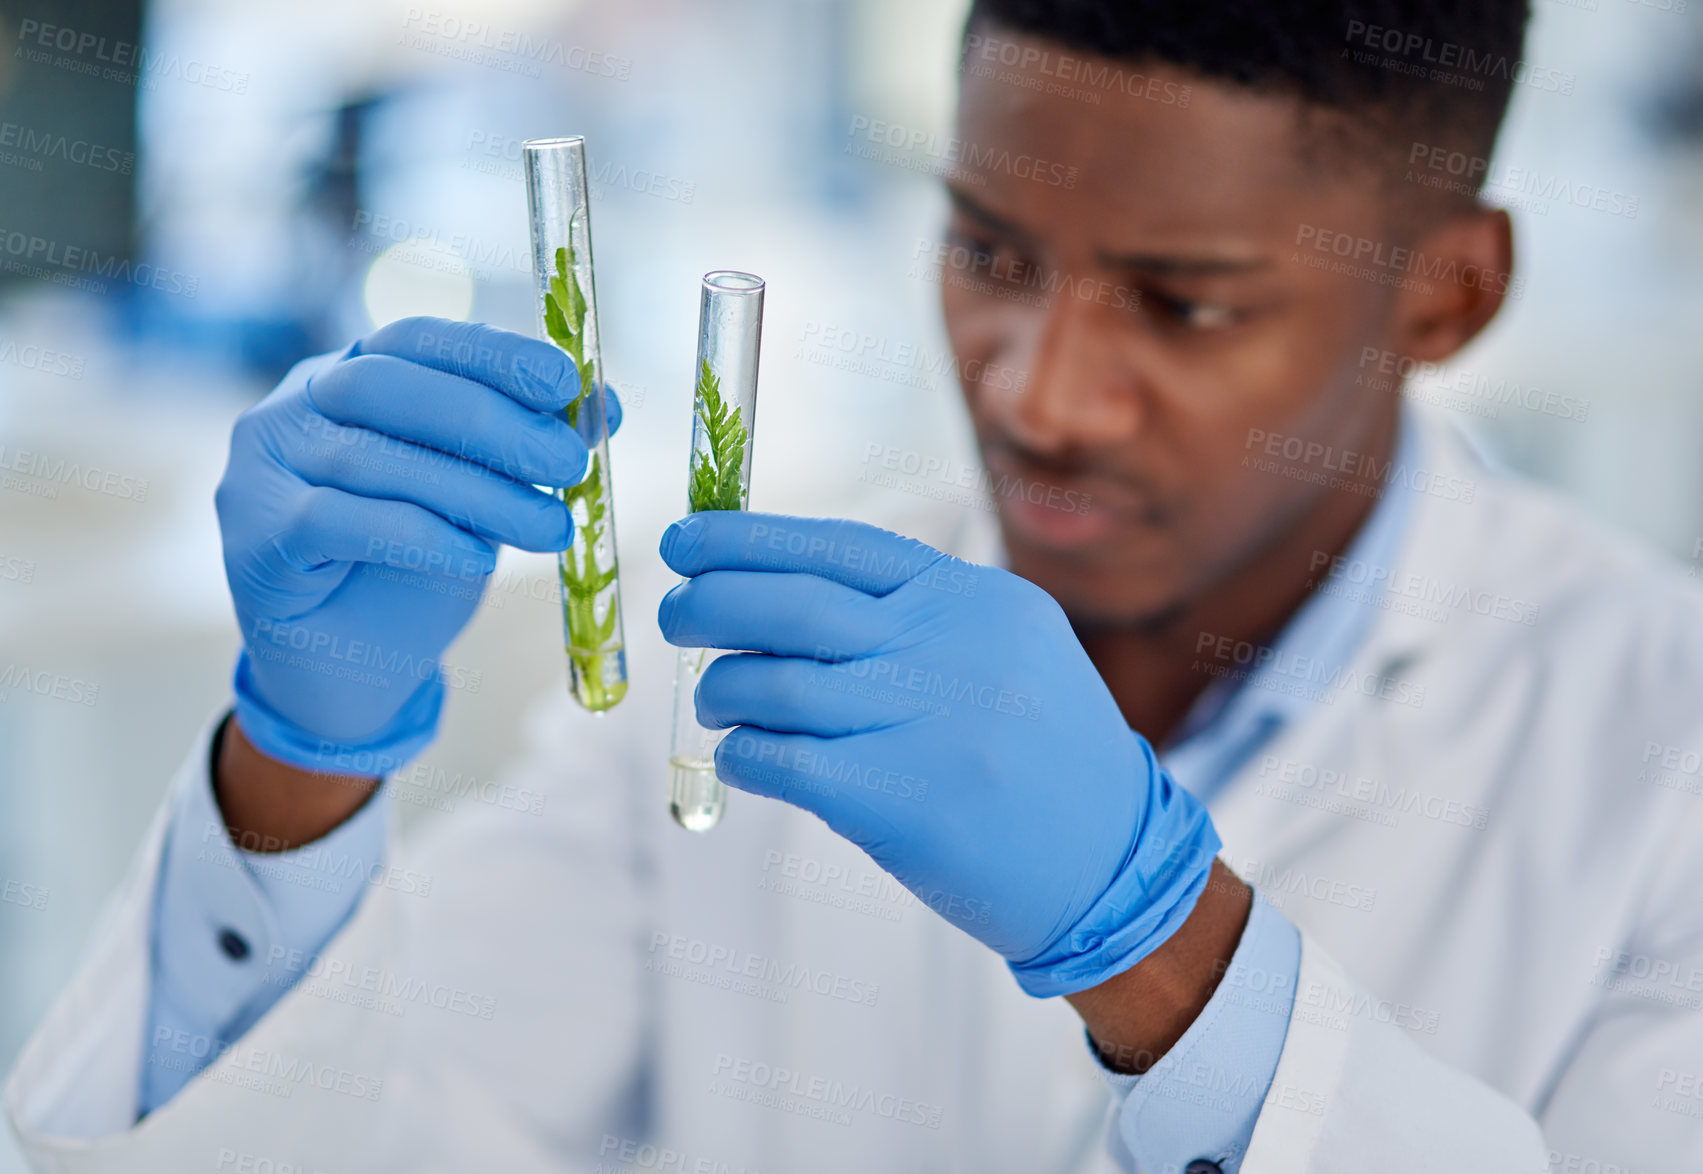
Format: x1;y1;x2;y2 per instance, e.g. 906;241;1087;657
944;296;1037;400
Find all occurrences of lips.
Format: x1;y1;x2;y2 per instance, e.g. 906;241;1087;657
980;454;1139;549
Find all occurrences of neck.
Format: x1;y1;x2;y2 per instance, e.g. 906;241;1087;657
1066;414;1399;747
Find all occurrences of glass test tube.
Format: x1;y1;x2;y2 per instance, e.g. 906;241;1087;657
669;271;766;831
523;137;629;712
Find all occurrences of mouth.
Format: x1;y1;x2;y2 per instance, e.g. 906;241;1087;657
981;451;1147;551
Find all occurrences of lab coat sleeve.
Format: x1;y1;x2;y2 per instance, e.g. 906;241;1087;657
4;692;649;1173
140;712;389;1114
1093;891;1298;1174
1240;930;1549;1173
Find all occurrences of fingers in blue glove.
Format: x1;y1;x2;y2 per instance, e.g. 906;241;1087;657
659;512;953;596
353;316;625;444
269;485;499;581
604;383;623;437
355;317;581;413
287;418;574;553
657;569;898;655
305;354;589;489
570;383;623;447
694;652;921;736
712;727;918;848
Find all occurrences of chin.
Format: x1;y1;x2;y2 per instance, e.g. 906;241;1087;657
1001;529;1185;628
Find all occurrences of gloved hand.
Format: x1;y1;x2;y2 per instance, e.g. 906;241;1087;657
657;511;1221;998
217;316;621;775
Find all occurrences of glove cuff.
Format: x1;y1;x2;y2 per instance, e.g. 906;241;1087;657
1007;740;1222;999
230;648;444;776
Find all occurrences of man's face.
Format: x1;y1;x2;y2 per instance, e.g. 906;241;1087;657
945;30;1407;624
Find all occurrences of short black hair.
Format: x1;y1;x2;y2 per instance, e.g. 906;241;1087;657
966;0;1531;199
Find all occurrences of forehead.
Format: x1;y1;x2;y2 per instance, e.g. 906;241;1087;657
953;30;1375;246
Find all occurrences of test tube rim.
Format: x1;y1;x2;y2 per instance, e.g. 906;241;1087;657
522;135;587;153
702;269;765;294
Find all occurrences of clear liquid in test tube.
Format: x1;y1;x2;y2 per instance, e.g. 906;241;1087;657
669;270;765;831
522;136;629;713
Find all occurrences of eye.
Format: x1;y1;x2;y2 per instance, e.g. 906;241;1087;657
944;225;1028;282
1143;290;1239;331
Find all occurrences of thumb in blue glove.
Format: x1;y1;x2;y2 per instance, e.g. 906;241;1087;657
657;510;1220;998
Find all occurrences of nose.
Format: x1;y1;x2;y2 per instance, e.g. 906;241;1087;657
1000;286;1141;455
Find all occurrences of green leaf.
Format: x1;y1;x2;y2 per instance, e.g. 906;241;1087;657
688;358;749;513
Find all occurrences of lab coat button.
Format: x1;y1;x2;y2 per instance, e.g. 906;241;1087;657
218;928;251;961
1184;1161;1223;1174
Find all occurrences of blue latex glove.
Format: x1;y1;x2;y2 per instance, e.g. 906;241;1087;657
657;512;1221;998
217;316;621;774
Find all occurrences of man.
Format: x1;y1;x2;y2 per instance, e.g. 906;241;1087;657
9;1;1702;1171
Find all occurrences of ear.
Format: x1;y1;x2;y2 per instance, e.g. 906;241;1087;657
1387;207;1515;365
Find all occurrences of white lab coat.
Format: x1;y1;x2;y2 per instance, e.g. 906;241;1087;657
9;407;1703;1173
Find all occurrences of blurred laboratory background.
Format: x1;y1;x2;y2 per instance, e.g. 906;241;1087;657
1;1;1701;1166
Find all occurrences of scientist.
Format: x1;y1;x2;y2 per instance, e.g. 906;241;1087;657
10;1;1703;1171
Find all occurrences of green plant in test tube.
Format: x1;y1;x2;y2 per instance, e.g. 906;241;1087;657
688;358;748;513
669;271;765;831
524;137;628;712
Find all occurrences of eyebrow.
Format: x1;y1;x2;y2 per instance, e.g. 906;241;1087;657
946;184;1273;280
